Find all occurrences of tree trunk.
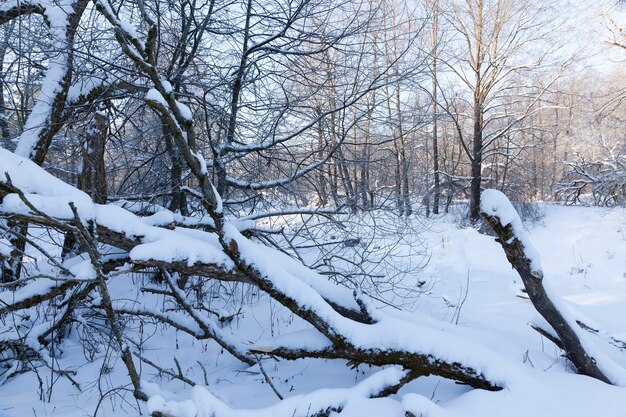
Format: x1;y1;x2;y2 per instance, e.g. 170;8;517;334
469;95;483;222
3;0;89;280
395;85;412;216
0;22;14;143
78;110;108;205
62;109;109;259
315;109;328;206
431;0;440;215
164;121;188;215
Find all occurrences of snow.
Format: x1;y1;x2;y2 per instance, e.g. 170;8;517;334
192;150;208;174
253;329;333;353
2;146;626;417
129;228;230;268
0;237;13;257
113;200;216;229
427;371;626;417
222;222;360;316
148;367;408;417
176;100;193;121
0;278;59;306
224;222;528;388
481;189;626;385
542;279;626;386
68;258;97;280
146;87;192;123
161;78;174;93
0;148;86;198
140;209;177;226
95;0;142;46
146;88;167;106
0;149;233;269
212;183;223;213
67;76;110;102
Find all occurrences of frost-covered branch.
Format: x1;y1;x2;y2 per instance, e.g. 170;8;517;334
557;157;626;206
0;1;45;24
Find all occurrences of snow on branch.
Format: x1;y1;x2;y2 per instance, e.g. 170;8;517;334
94;0;220;211
557;157;626;206
480;189;542;273
147;367;412;417
12;0;89;164
0;1;45;24
0;149;362;320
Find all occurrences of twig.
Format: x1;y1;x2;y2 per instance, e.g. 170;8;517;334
255;355;283;400
135;353;197;387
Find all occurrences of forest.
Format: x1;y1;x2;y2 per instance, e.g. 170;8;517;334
0;0;625;416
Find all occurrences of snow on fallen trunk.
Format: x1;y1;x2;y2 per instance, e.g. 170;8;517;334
147;367;409;417
0;148;232;269
480;189;542;273
0;150;370;322
224;223;531;390
480;188;626;386
0;150;527;392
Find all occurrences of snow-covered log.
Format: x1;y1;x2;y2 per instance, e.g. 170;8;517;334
480;188;626;385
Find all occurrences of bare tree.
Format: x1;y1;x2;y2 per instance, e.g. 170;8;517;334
440;0;563;221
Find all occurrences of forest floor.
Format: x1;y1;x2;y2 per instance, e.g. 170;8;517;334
1;204;625;417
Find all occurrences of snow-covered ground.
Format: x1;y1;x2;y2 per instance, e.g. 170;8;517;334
2;204;625;417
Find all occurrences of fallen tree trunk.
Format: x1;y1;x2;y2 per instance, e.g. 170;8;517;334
0;151;503;394
480;188;621;385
